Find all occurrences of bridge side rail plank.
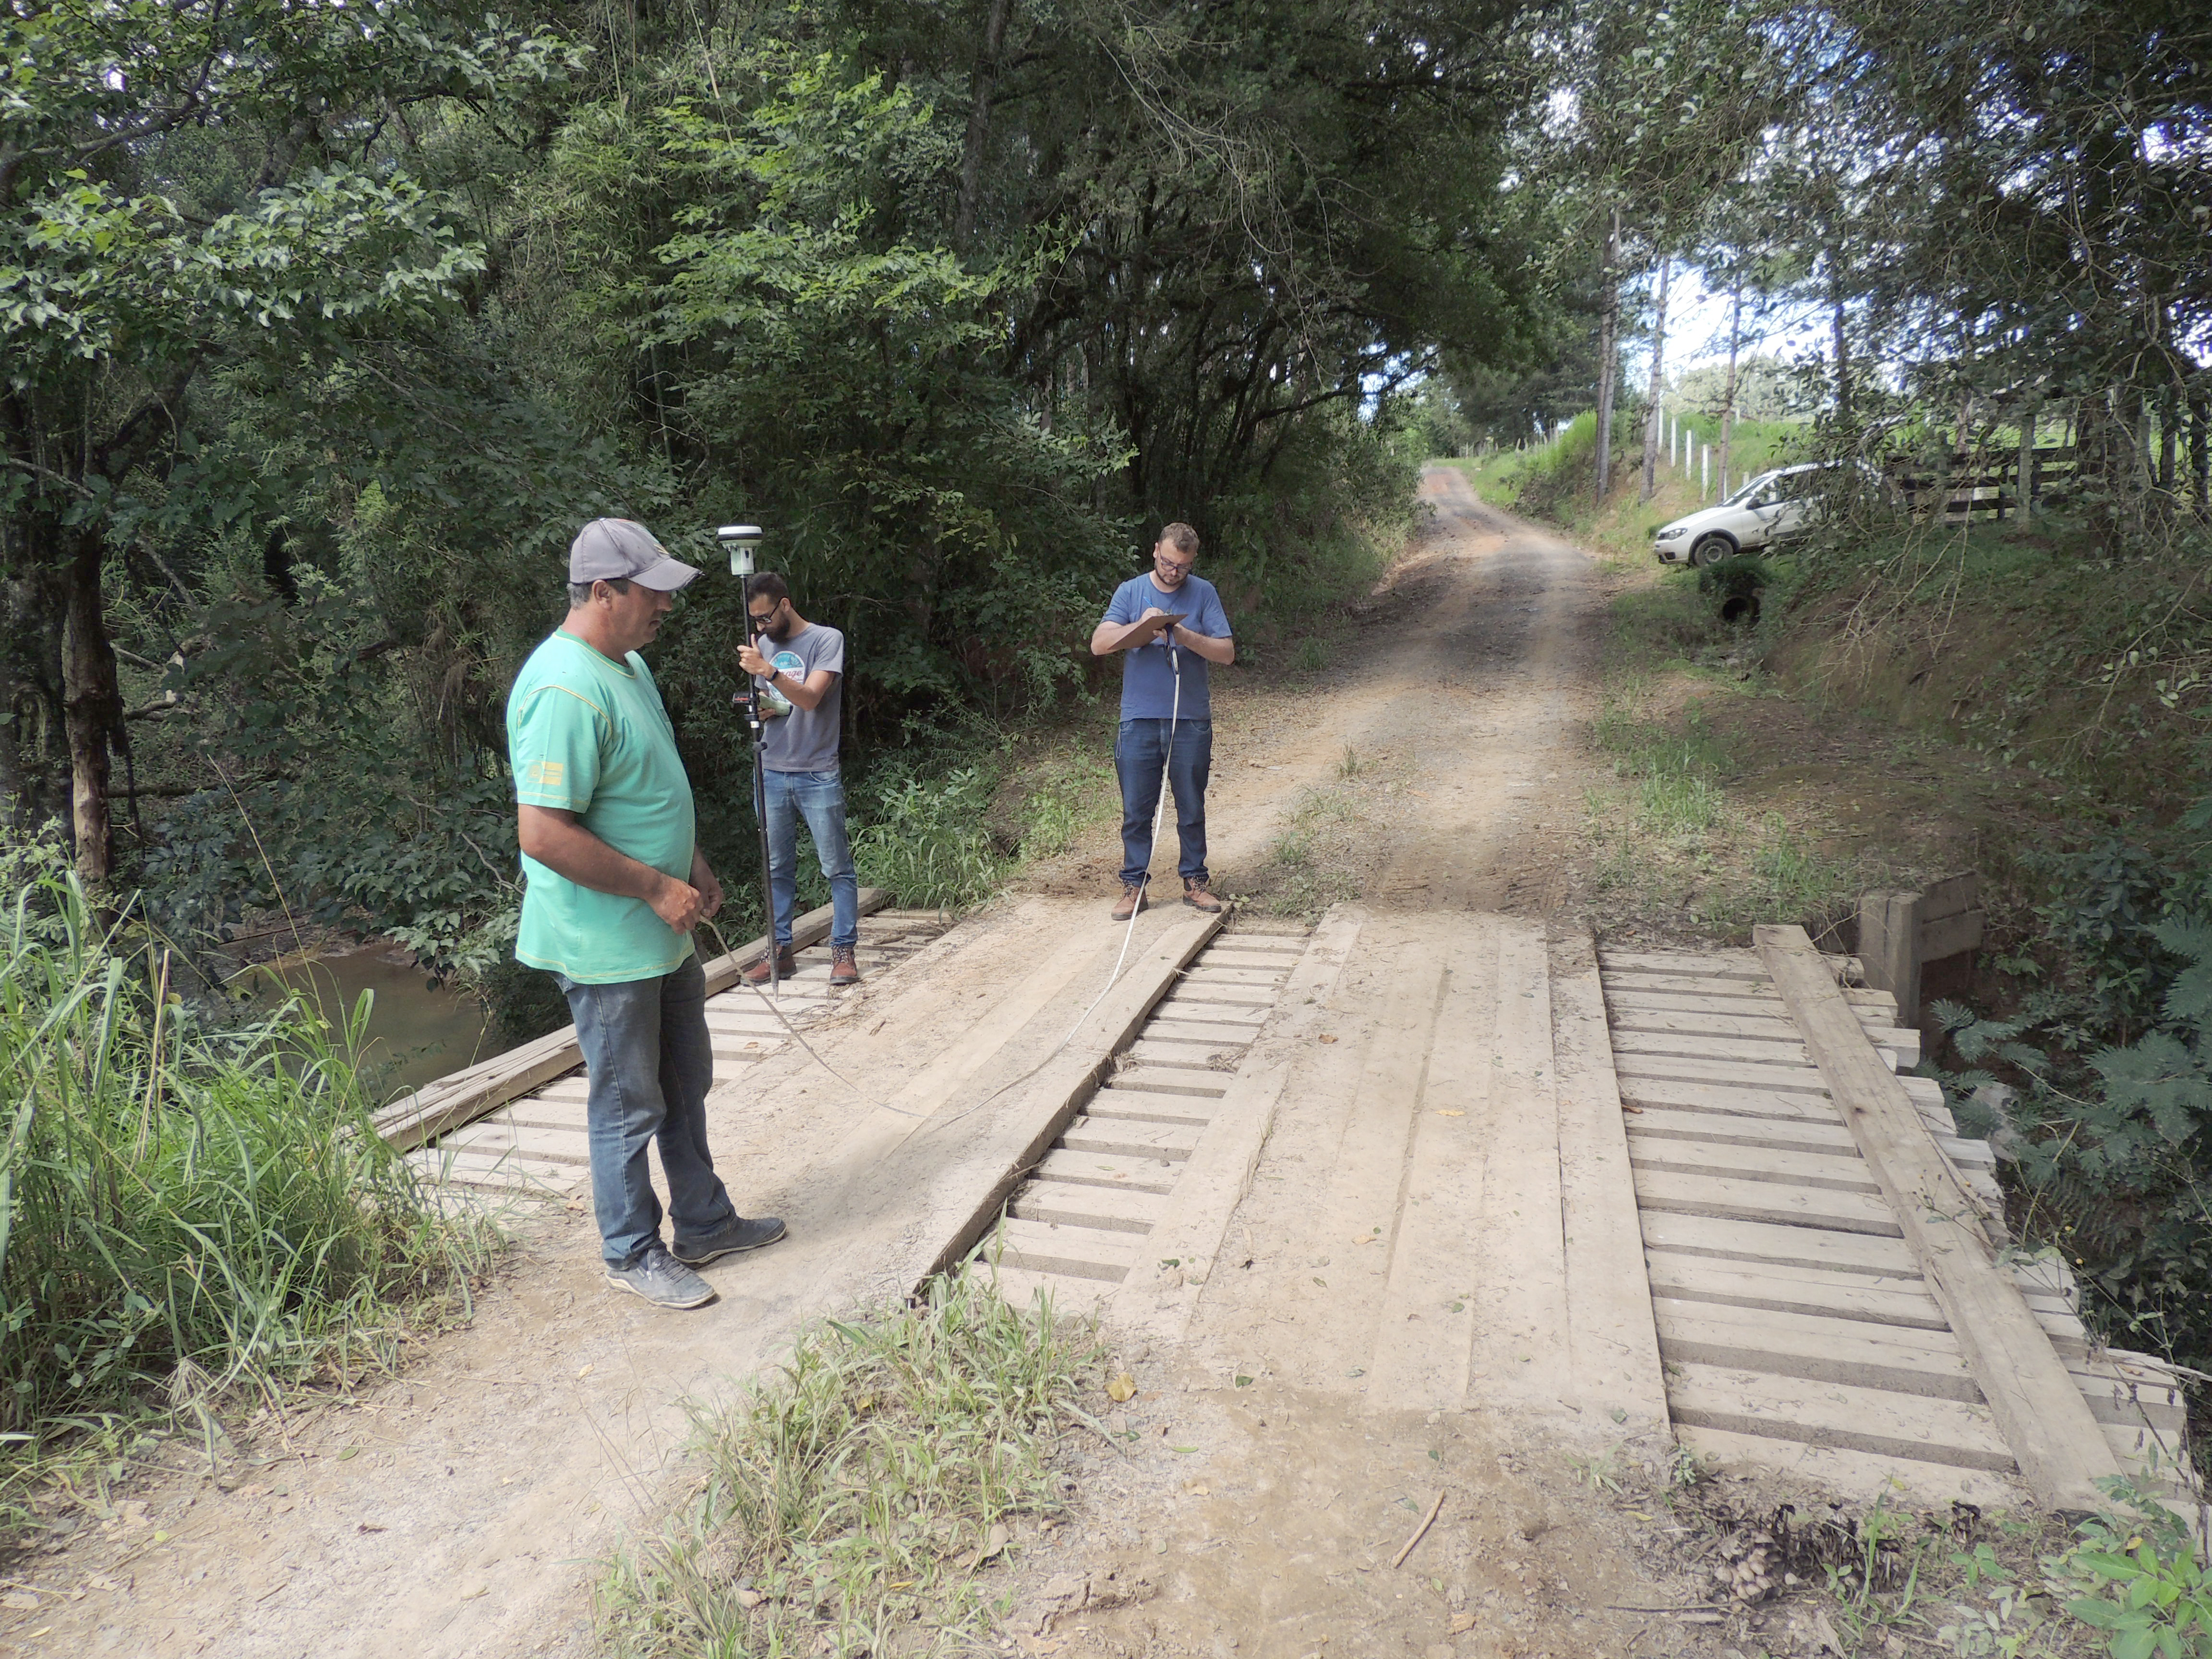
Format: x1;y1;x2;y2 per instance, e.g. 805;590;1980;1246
1755;924;2122;1512
373;888;890;1152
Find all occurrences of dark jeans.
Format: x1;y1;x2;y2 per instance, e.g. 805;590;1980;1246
553;951;737;1265
761;766;860;949
1116;717;1212;888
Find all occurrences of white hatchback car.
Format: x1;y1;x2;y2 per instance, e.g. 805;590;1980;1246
1652;462;1824;566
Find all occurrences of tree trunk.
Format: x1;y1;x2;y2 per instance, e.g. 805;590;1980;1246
61;529;121;885
2017;401;2037;517
2157;386;2176;493
2191;394;2209;517
1719;274;1743;499
1827;256;1852;433
1593;206;1621;508
1640;259;1670;503
952;0;1015;252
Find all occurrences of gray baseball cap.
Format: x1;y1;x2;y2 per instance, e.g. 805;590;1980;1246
568;518;701;591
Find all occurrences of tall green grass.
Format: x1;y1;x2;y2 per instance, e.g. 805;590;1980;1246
0;850;489;1479
599;1267;1097;1658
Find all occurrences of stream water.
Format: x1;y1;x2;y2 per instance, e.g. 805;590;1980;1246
244;941;502;1097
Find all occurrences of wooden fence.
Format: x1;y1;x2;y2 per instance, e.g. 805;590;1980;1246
1884;448;2081;523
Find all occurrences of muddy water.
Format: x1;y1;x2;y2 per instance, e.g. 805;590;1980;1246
246;941;501;1097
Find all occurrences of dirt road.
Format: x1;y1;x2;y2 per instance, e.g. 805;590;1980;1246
1042;464;1609;920
12;473;1725;1659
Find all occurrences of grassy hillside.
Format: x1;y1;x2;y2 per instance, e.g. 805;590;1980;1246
1443;413;1812;559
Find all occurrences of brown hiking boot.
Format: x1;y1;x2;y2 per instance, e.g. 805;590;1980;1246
1111;882;1146;922
829;945;860;986
1182;878;1224;914
741;946;798;986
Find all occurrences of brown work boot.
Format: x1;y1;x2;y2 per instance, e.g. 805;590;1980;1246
741;946;798;986
829;945;861;986
1182;877;1225;914
1110;882;1146;921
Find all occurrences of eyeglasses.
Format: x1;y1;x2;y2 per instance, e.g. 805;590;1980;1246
748;606;779;628
1153;553;1194;575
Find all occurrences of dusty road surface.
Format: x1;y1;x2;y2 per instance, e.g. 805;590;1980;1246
8;474;1747;1659
1037;464;1610;920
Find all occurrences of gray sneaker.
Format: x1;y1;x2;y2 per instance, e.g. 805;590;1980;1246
605;1242;715;1310
673;1215;787;1266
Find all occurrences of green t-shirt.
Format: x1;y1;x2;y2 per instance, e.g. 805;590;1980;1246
507;631;698;984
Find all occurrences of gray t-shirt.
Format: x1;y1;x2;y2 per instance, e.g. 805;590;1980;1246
756;622;845;773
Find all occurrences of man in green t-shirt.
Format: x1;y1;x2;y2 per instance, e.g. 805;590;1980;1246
508;517;786;1310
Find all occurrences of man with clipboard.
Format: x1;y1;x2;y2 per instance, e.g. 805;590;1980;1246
1089;523;1236;920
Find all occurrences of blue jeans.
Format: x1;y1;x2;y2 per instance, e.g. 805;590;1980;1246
1116;718;1212;888
762;766;859;949
554;952;737;1265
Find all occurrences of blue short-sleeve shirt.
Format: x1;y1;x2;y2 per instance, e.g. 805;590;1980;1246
1102;574;1232;719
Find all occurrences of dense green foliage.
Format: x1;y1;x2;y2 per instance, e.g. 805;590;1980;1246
0;851;486;1463
2;0;1560;1002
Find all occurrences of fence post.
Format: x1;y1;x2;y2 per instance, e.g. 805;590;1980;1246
1701;444;1709;497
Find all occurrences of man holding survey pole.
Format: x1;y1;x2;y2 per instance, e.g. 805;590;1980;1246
1090;523;1235;920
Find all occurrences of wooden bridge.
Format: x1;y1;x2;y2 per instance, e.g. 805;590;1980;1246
384;902;2196;1520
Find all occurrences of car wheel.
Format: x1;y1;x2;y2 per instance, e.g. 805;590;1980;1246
1690;534;1735;568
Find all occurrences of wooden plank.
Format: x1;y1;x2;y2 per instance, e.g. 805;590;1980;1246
1058;1117;1202;1161
1612;1053;1836;1094
1100;1067;1228;1099
1111;905;1363;1349
1667;1362;2015;1471
1551;929;1672;1435
1301;946;1445;1401
1640;1209;1919;1276
1607;988;1900;1024
974;1262;1110;1317
1083;1092;1216;1128
1610;1007;1808;1042
1154;997;1270;1022
1645;1250;1947;1331
1127;1039;1245;1071
439;1122;591;1165
1628;1138;1880;1195
909;906;1227;1289
1679;1426;2025;1507
1612;1028;1815;1066
1179;966;1290;987
1616;1075;1843;1122
1030;1147;1183;1194
1366;926;1494;1413
1633;1167;1901;1235
1920;909;1985;961
1628;1106;1860;1157
1468;919;1574;1416
1162;986;1275;1010
1758;923;2121;1512
986;1219;1139;1281
1655;1299;1981;1402
1598;950;1768;979
1132;1017;1262;1045
373;890;885;1151
1009;1180;1167;1235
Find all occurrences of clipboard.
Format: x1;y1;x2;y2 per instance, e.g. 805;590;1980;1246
1100;612;1185;652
